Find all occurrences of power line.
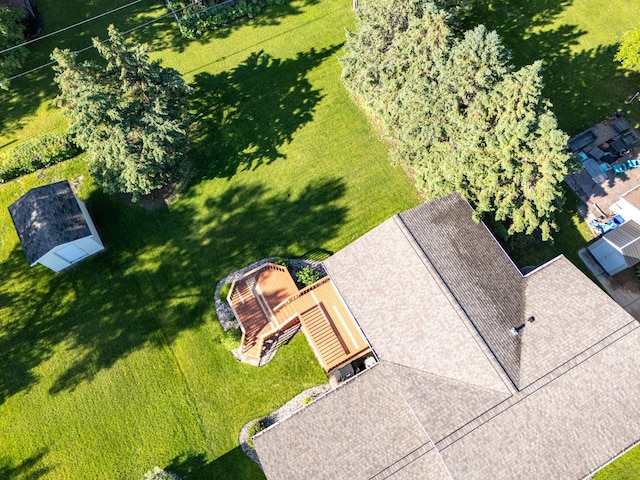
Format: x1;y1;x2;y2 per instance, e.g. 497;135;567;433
0;0;145;55
0;0;237;85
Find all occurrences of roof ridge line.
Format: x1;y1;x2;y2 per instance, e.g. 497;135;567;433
392;213;517;394
383;360;514;397
436;320;640;451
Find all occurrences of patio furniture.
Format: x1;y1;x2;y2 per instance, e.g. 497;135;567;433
628;159;640;169
614;163;628;174
600;163;612;171
577;152;589;161
610;139;628;155
588;147;605;160
599;220;617;234
622;131;640;148
568;129;597;152
614;119;630;133
601;153;617;164
583;158;608;183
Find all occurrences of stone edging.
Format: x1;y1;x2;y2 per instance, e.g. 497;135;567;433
238;384;331;467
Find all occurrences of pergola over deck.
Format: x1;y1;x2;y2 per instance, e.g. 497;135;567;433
227;263;371;372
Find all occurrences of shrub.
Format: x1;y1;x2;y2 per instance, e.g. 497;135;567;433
301;396;313;406
247;418;267;448
271;257;290;268
167;0;286;39
220;327;241;351
296;266;321;286
218;282;231;301
0;133;81;182
142;467;180;480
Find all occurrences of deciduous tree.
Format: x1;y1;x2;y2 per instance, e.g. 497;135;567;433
615;30;640;70
52;25;191;200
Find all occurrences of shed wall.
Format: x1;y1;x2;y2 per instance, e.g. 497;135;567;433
588;238;628;275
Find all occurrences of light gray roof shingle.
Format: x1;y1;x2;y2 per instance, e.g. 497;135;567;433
255;193;640;480
397;195;525;388
8;181;91;265
253;364;443;480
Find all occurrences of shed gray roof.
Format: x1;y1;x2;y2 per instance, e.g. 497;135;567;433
8;181;91;265
255;193;640;480
604;220;640;267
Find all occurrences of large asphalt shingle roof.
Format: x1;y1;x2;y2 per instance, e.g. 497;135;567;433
8;181;91;265
255;193;640;480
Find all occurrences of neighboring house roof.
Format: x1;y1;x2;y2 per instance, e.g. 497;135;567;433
588;219;640;275
8;181;91;265
254;193;640;480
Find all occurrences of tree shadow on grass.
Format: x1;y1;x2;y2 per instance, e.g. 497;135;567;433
189;44;340;181
151;0;322;53
0;176;347;401
464;0;640;133
0;0;170;141
168;447;262;480
0;449;51;480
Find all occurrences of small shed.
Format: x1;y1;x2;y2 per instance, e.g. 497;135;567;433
588;220;640;275
8;180;104;272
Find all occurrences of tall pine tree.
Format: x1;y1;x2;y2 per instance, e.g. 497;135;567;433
52;25;191;200
341;0;572;240
0;7;28;89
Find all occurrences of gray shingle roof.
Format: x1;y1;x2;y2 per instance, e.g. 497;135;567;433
605;220;640;265
8;181;91;265
253;364;448;480
397;195;526;388
255;193;640;480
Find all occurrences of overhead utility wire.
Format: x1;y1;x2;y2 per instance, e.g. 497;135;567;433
0;0;234;85
0;0;144;56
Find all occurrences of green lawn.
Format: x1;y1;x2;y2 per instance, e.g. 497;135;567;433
464;0;640;135
2;0;640;478
0;1;418;479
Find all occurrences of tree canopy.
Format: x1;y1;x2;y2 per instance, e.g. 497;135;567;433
340;0;571;240
51;25;191;200
0;6;28;89
615;30;640;70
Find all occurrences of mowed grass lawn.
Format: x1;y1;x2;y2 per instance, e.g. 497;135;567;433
0;1;418;479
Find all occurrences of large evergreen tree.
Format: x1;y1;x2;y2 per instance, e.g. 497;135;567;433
51;25;191;200
341;0;571;240
0;6;28;89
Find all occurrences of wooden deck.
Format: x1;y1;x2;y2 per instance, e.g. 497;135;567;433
228;264;298;362
228;263;370;371
278;278;370;372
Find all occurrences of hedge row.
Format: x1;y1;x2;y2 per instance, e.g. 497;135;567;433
0;133;81;182
167;0;286;39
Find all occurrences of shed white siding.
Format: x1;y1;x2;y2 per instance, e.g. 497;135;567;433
588;238;629;276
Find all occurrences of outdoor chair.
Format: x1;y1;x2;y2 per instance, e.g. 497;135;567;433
600;163;612;171
614;163;628;174
628;159;640;169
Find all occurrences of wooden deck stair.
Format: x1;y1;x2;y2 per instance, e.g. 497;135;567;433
228;263;371;371
229;278;270;353
299;303;349;371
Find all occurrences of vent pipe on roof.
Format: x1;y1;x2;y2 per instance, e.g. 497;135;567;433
510;323;526;336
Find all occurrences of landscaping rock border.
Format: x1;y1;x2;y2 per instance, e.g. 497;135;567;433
239;383;331;467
